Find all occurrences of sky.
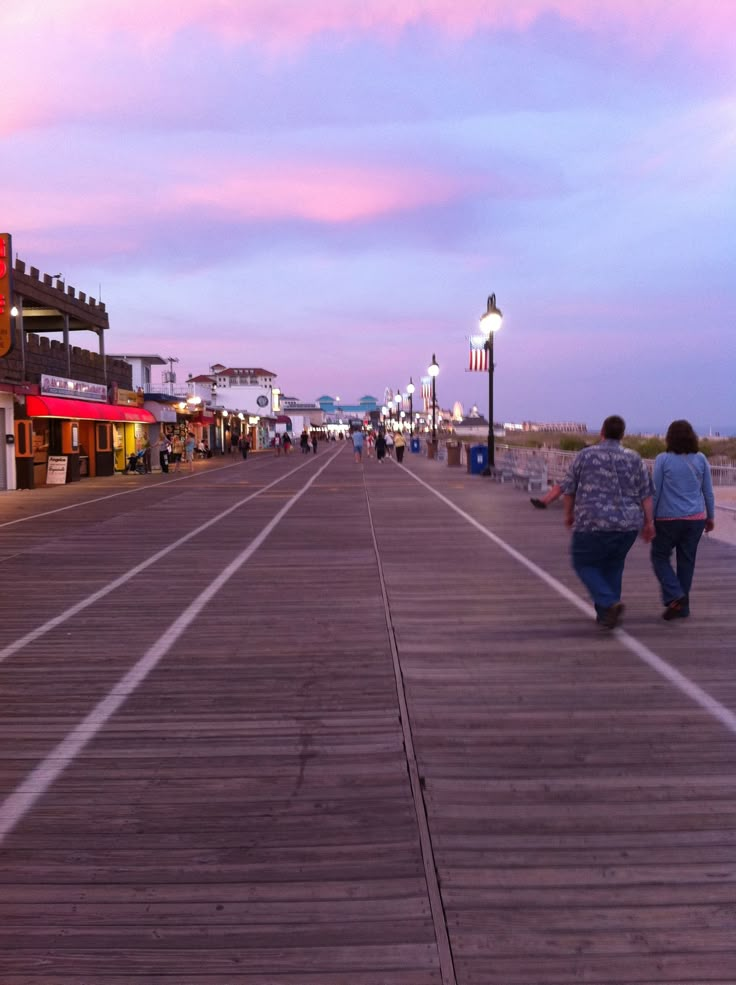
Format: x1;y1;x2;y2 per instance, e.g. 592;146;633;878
2;0;734;433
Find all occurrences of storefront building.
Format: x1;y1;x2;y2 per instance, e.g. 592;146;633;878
0;251;141;489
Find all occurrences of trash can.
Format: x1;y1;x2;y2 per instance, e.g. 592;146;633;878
446;442;462;467
469;444;488;474
410;437;420;454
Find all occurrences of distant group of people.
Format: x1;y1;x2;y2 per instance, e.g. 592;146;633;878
352;428;407;465
299;430;319;454
272;432;291;455
153;431;198;474
532;416;715;628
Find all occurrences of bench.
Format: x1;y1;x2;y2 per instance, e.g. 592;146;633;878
512;465;547;493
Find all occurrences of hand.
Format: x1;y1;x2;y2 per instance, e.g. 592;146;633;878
640;520;655;543
705;518;715;533
564;513;574;529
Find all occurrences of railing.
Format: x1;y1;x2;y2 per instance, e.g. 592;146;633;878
494;444;736;487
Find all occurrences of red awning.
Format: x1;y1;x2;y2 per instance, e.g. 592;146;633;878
27;395;156;424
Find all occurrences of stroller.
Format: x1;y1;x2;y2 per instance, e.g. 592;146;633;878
126;449;147;474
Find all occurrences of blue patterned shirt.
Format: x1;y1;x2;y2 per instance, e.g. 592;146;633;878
561;439;654;532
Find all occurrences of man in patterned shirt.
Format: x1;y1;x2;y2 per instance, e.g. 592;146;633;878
562;415;655;629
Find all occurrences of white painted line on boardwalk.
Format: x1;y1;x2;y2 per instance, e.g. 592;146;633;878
402;465;736;738
0;450;340;845
0;458;254;528
0;453;329;666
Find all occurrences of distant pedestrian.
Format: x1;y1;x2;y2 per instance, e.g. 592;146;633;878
184;431;196;471
650;419;715;620
282;432;292;454
385;431;395;458
170;434;184;472
156;433;170;473
239;434;251;460
561;415;654;629
311;433;318;454
394;431;406;463
352;428;364;464
300;430;310;454
273;434;282;456
375;431;387;462
366;433;375;458
230;432;239;455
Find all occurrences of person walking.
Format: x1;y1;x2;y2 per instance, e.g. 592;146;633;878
184;431;196;472
375;431;387;463
273;433;282;456
282;432;292;454
351;428;364;464
238;433;251;460
385;431;395;458
170;433;184;472
155;433;170;474
562;415;655;629
300;430;310;454
394;431;406;463
650;419;715;620
311;433;318;454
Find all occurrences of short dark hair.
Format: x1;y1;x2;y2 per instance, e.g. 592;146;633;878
665;419;699;454
601;415;625;440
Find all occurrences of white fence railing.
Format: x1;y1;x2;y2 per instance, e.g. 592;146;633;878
492;444;736;488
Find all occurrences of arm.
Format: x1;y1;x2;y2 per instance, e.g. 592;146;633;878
701;456;715;531
640;495;655;542
563;494;575;529
652;455;663;517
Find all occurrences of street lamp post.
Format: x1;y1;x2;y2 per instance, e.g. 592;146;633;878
479;293;504;473
394;392;402;428
406;378;415;433
428;354;440;446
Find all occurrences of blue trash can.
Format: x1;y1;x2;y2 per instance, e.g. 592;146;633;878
410;437;420;453
469;445;488;474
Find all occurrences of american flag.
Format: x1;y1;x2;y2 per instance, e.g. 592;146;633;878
421;376;431;411
468;335;489;372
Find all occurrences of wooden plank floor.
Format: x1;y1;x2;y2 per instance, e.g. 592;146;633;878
0;447;735;984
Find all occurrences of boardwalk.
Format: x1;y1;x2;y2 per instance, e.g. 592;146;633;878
0;446;735;984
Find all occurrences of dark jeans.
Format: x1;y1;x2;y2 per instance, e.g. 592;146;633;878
396;446;405;463
571;529;638;615
651;519;705;609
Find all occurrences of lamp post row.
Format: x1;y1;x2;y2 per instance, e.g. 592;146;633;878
364;292;506;462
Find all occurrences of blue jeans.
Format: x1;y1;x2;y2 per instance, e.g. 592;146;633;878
650;519;705;610
571;529;639;616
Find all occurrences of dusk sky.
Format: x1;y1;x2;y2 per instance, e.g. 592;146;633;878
3;1;734;432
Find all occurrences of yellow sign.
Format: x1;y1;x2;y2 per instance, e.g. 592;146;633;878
0;233;13;359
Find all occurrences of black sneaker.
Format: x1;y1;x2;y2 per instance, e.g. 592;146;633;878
601;602;625;629
663;597;688;620
530;498;546;509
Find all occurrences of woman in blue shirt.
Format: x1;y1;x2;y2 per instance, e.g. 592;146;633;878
651;420;715;620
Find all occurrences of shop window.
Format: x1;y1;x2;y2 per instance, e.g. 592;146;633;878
14;419;32;457
96;423;112;452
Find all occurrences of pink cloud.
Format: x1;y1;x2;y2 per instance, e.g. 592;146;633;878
172;162;475;223
1;156;478;251
2;0;734;53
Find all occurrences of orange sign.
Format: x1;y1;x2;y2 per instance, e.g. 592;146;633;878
0;233;13;358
